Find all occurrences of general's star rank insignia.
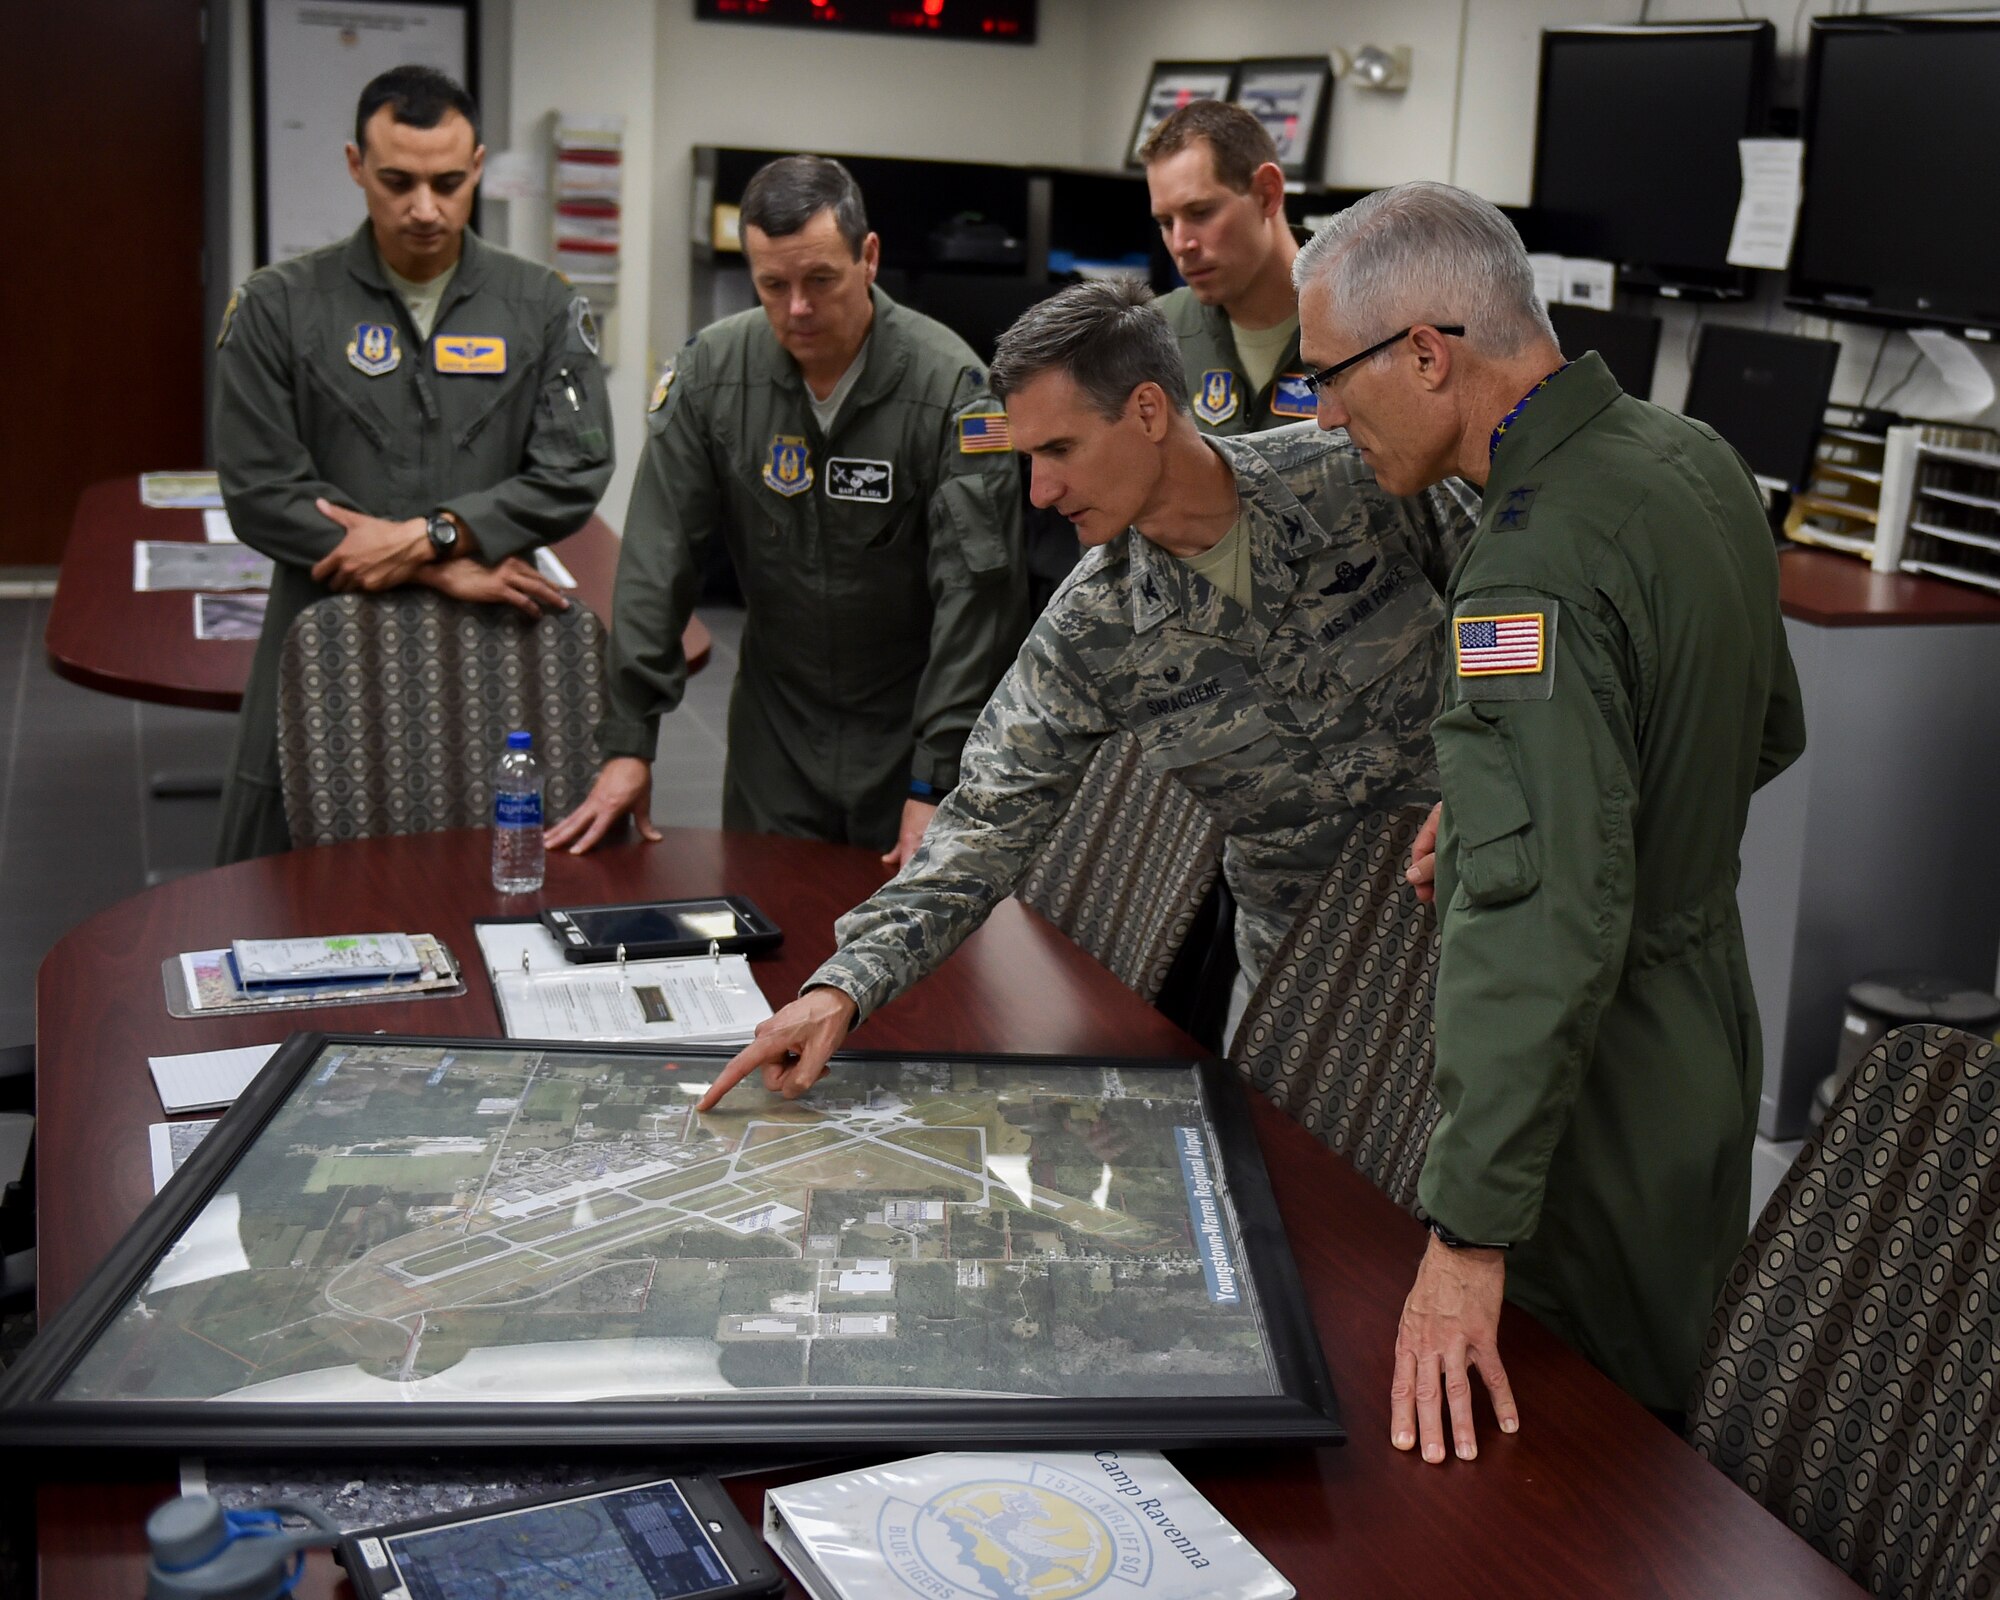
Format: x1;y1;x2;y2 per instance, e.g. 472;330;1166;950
1270;370;1316;418
1192;368;1239;425
347;322;400;377
763;435;813;497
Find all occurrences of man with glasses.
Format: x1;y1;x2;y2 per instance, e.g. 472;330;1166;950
694;280;1476;1111
1294;181;1804;1462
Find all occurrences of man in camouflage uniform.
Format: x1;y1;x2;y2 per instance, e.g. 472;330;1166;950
1142;100;1316;436
548;156;1026;868
213;66;610;861
698;280;1475;1112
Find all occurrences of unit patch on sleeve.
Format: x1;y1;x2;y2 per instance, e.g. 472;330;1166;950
1452;598;1559;701
433;336;508;375
763;435;813;497
648;360;677;413
825;457;894;503
1269;371;1316;418
958;412;1013;454
216;287;242;350
347;322;401;377
1192;368;1240;425
571;297;600;356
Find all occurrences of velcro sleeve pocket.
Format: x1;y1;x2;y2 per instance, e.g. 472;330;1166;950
1434;702;1539;908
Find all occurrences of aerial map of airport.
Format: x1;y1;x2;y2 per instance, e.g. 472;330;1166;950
63;1041;1276;1404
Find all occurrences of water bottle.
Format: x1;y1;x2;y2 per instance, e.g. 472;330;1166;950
491;730;545;894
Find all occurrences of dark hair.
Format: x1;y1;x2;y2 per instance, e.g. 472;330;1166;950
989;280;1189;419
1138;100;1279;192
739;155;870;260
354;65;480;151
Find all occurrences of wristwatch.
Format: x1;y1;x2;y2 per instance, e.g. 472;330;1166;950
425;510;459;559
1428;1218;1509;1251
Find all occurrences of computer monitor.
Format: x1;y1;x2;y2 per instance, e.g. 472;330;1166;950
906;274;1061;364
1681;325;1841;492
1547;304;1663;401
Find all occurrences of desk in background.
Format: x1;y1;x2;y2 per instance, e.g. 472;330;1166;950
32;827;1860;1598
43;476;710;711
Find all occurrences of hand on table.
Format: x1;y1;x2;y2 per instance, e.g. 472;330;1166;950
1392;1230;1518;1463
415;554;569;618
545;757;661;854
1407;801;1442;905
697;987;857;1111
310;499;433;592
880;798;938;871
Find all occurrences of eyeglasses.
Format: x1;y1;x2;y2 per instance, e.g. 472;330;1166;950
1301;324;1465;396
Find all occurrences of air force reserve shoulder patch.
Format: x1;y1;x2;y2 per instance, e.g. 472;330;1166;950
763;435;813;497
347;322;400;377
648;359;677;413
216;287;242;350
825;457;894;503
1270;370;1316;418
1453;598;1558;701
571;296;599;356
433;335;507;375
958;412;1012;454
1192;368;1239;425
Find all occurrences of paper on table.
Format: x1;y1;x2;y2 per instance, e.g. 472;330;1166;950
149;1042;283;1112
1907;329;1998;420
135;541;274;592
149;1119;220;1191
202;508;239;543
1726;138;1805;271
194;592;269;641
139;472;222;509
476;920;770;1044
533;546;579;589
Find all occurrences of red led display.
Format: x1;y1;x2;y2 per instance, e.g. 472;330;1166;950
697;0;1035;44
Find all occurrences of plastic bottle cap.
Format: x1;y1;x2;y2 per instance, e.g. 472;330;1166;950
508;731;533;750
147;1493;229;1570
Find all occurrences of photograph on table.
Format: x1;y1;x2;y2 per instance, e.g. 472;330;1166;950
1127;60;1239;166
1234;57;1335;181
0;1034;1340;1455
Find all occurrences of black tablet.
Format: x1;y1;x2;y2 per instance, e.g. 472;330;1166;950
336;1472;783;1600
542;896;783;963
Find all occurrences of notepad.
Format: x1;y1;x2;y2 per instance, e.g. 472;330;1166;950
148;1043;282;1114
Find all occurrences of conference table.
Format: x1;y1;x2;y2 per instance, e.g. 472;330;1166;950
44;476;710;711
31;829;1860;1598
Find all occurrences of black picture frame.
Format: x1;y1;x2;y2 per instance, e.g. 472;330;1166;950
1234;55;1335;182
1126;60;1241;169
0;1035;1341;1458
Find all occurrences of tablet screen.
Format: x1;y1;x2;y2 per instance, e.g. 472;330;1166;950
566;901;743;948
385;1479;735;1600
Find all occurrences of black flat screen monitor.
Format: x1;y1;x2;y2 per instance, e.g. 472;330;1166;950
1531;22;1773;299
1788;15;2000;333
1548;304;1663;400
1681;325;1840;492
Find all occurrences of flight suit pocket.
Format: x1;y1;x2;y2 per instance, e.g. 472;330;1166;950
1321;558;1445;693
1131;662;1275;772
1435;702;1539;908
934;472;1014;583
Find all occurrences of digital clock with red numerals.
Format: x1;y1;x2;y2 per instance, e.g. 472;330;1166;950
696;0;1036;44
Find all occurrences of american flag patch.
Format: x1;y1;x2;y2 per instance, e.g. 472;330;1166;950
958;412;1013;453
1455;613;1545;676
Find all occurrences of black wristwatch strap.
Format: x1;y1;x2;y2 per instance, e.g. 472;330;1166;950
1428;1217;1509;1251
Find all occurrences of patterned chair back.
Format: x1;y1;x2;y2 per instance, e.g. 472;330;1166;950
1228;806;1438;1211
1015;732;1224;1004
277;590;607;847
1689;1023;2000;1600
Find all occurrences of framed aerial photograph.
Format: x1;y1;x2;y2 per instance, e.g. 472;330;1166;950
0;1035;1340;1456
1235;56;1336;181
1127;60;1240;168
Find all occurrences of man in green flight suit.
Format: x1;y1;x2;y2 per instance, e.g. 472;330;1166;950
213;65;611;863
548;157;1027;869
1294;182;1805;1459
1141;100;1318;436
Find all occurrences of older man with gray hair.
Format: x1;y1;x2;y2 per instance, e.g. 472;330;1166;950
1293;180;1805;1460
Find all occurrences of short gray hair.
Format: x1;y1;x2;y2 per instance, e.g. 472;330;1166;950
740;155;869;259
989;281;1189;420
1293;181;1554;361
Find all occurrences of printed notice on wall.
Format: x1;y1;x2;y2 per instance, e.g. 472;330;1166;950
1727;138;1805;271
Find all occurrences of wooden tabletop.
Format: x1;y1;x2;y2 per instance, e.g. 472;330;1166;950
30;829;1860;1598
43;476;711;711
1779;544;2000;627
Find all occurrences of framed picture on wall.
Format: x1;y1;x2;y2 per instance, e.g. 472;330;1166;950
0;1035;1343;1455
1235;56;1335;182
253;0;479;265
1127;60;1240;168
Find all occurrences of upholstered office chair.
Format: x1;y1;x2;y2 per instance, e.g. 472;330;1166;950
1228;806;1439;1212
1015;732;1224;1005
277;590;607;846
1689;1024;2000;1600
